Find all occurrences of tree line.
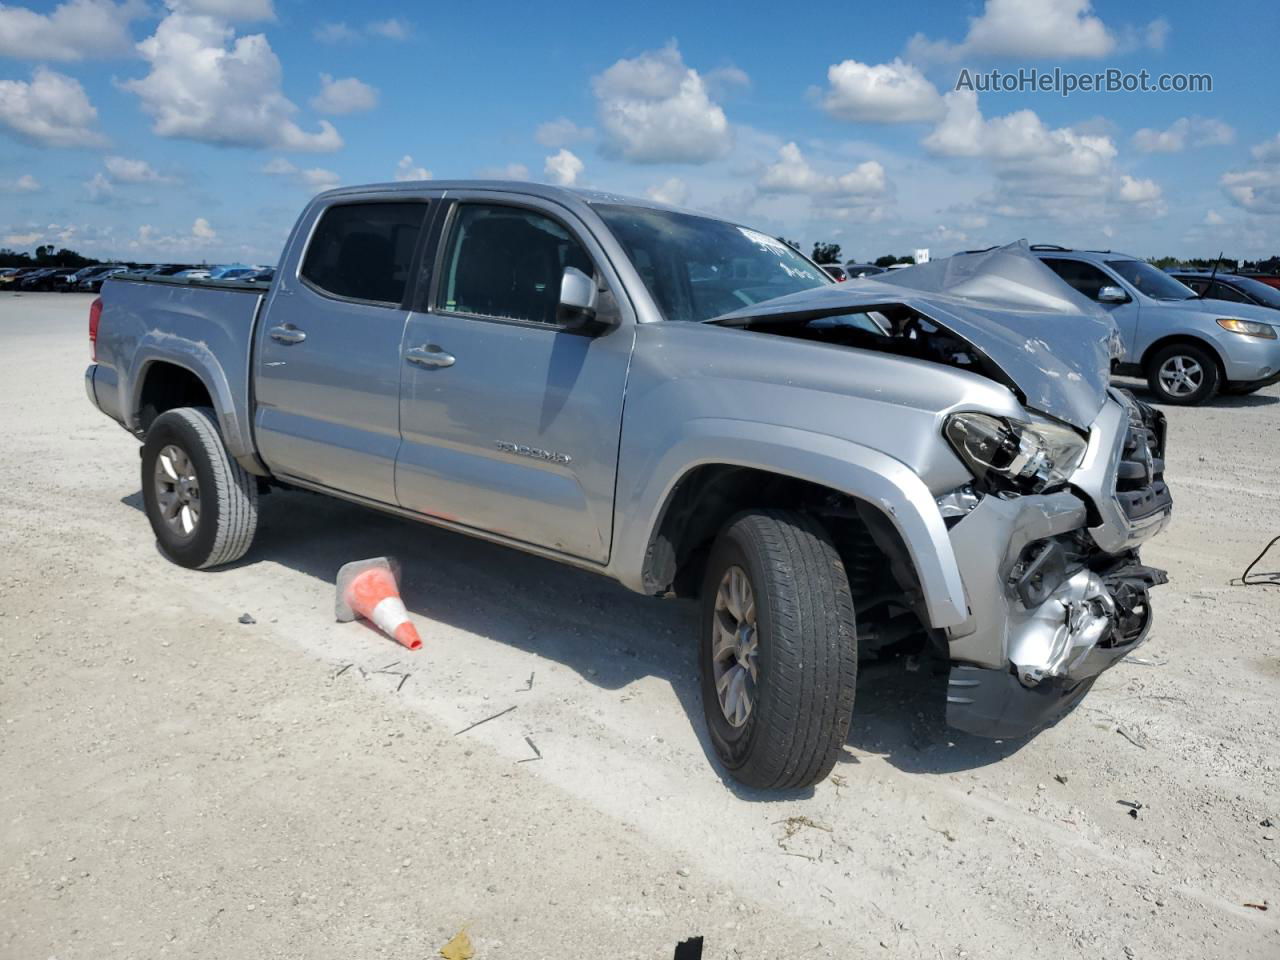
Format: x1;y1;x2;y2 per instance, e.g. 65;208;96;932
0;245;101;269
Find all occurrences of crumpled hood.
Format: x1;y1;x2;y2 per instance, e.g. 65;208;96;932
708;241;1115;429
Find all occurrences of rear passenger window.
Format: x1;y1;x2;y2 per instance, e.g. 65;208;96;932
301;202;427;305
437;203;594;326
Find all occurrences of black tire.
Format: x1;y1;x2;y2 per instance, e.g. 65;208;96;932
698;510;858;789
141;406;258;569
1145;342;1219;405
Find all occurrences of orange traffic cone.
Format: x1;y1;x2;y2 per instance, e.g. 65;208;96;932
334;557;422;650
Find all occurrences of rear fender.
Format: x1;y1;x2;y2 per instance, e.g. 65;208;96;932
126;336;254;464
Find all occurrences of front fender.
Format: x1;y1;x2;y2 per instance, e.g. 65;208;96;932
610;418;969;628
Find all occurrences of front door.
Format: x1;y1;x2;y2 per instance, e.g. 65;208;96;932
395;198;634;562
1041;257;1141;358
255;199;432;504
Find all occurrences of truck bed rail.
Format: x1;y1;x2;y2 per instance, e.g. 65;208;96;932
110;273;269;294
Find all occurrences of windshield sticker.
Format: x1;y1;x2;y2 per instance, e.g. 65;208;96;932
738;227;791;254
780;262;817;281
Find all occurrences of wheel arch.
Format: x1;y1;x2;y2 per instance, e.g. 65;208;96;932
613;421;970;629
1139;334;1227;378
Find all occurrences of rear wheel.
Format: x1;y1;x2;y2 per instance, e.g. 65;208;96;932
699;510;858;789
1145;342;1219;405
141;406;259;569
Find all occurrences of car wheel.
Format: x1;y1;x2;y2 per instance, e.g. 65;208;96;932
1145;343;1219;405
699;510;858;789
141;406;259;569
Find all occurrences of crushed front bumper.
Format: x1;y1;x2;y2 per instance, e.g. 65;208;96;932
941;392;1172;739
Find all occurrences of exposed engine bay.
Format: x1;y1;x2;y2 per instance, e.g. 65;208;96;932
715;303;1021;396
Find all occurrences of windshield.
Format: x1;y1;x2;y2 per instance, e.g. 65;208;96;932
593;204;830;322
1105;259;1196;300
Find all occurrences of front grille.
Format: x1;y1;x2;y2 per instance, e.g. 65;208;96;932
1114;396;1171;520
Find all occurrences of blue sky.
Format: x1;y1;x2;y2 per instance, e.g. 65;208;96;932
1;0;1278;265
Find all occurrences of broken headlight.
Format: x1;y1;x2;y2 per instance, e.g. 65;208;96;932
944;412;1088;494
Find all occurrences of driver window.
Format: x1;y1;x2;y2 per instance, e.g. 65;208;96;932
1042;258;1115;301
437;203;594;326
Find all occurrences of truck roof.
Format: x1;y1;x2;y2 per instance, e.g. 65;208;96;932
313;179;685;216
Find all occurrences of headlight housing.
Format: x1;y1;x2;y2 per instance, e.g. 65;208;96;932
1216;317;1277;339
944;412;1088;494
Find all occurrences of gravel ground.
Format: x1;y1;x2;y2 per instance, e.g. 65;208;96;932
2;292;1278;959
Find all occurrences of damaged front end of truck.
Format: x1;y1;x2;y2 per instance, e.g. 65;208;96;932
708;242;1173;739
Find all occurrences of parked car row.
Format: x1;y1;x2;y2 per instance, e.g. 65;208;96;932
0;262;276;292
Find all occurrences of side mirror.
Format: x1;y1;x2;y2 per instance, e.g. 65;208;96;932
558;266;610;333
1097;285;1129;304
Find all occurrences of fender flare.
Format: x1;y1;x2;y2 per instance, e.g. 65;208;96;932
125;335;253;462
610;418;970;628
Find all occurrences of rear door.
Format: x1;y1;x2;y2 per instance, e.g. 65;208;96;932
254;198;435;504
394;195;635;562
1041;257;1142;357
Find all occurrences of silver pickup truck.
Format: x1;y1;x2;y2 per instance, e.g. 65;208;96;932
85;181;1172;788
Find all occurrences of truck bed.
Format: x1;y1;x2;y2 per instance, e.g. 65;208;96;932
113;273;269;294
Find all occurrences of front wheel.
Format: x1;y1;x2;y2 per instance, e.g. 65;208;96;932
1145;343;1219;405
141;407;259;569
699;510;858;789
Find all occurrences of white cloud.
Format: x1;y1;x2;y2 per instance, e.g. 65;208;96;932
192;216;216;240
820;59;944;124
263;158;339;191
1204;209;1226;226
1131;117;1235;153
646;177;688;206
1143;17;1171;51
4;232;42;246
395;155;431;181
169;0;274;20
1219;133;1280;215
313;21;357;43
1221;169;1280;215
759;142;886;198
543;148;583;186
1114;175;1165;216
124;13;342;152
85;171;116;200
704;65;750;99
0;66;106;147
1;173;41;192
536;117;592;148
367;18;410;40
0;0;144;61
104;155;172;183
924;91;1116;178
300;167;339;190
906;0;1164;62
310;74;378;115
592;41;731;164
477;162;530;180
1252;133;1280;164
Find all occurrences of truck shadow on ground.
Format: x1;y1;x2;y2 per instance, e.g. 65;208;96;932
123;487;1035;792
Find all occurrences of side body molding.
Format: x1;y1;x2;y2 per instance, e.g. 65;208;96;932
609;418;970;628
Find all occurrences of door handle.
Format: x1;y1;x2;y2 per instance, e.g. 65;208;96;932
269;323;306;345
405;344;456;368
